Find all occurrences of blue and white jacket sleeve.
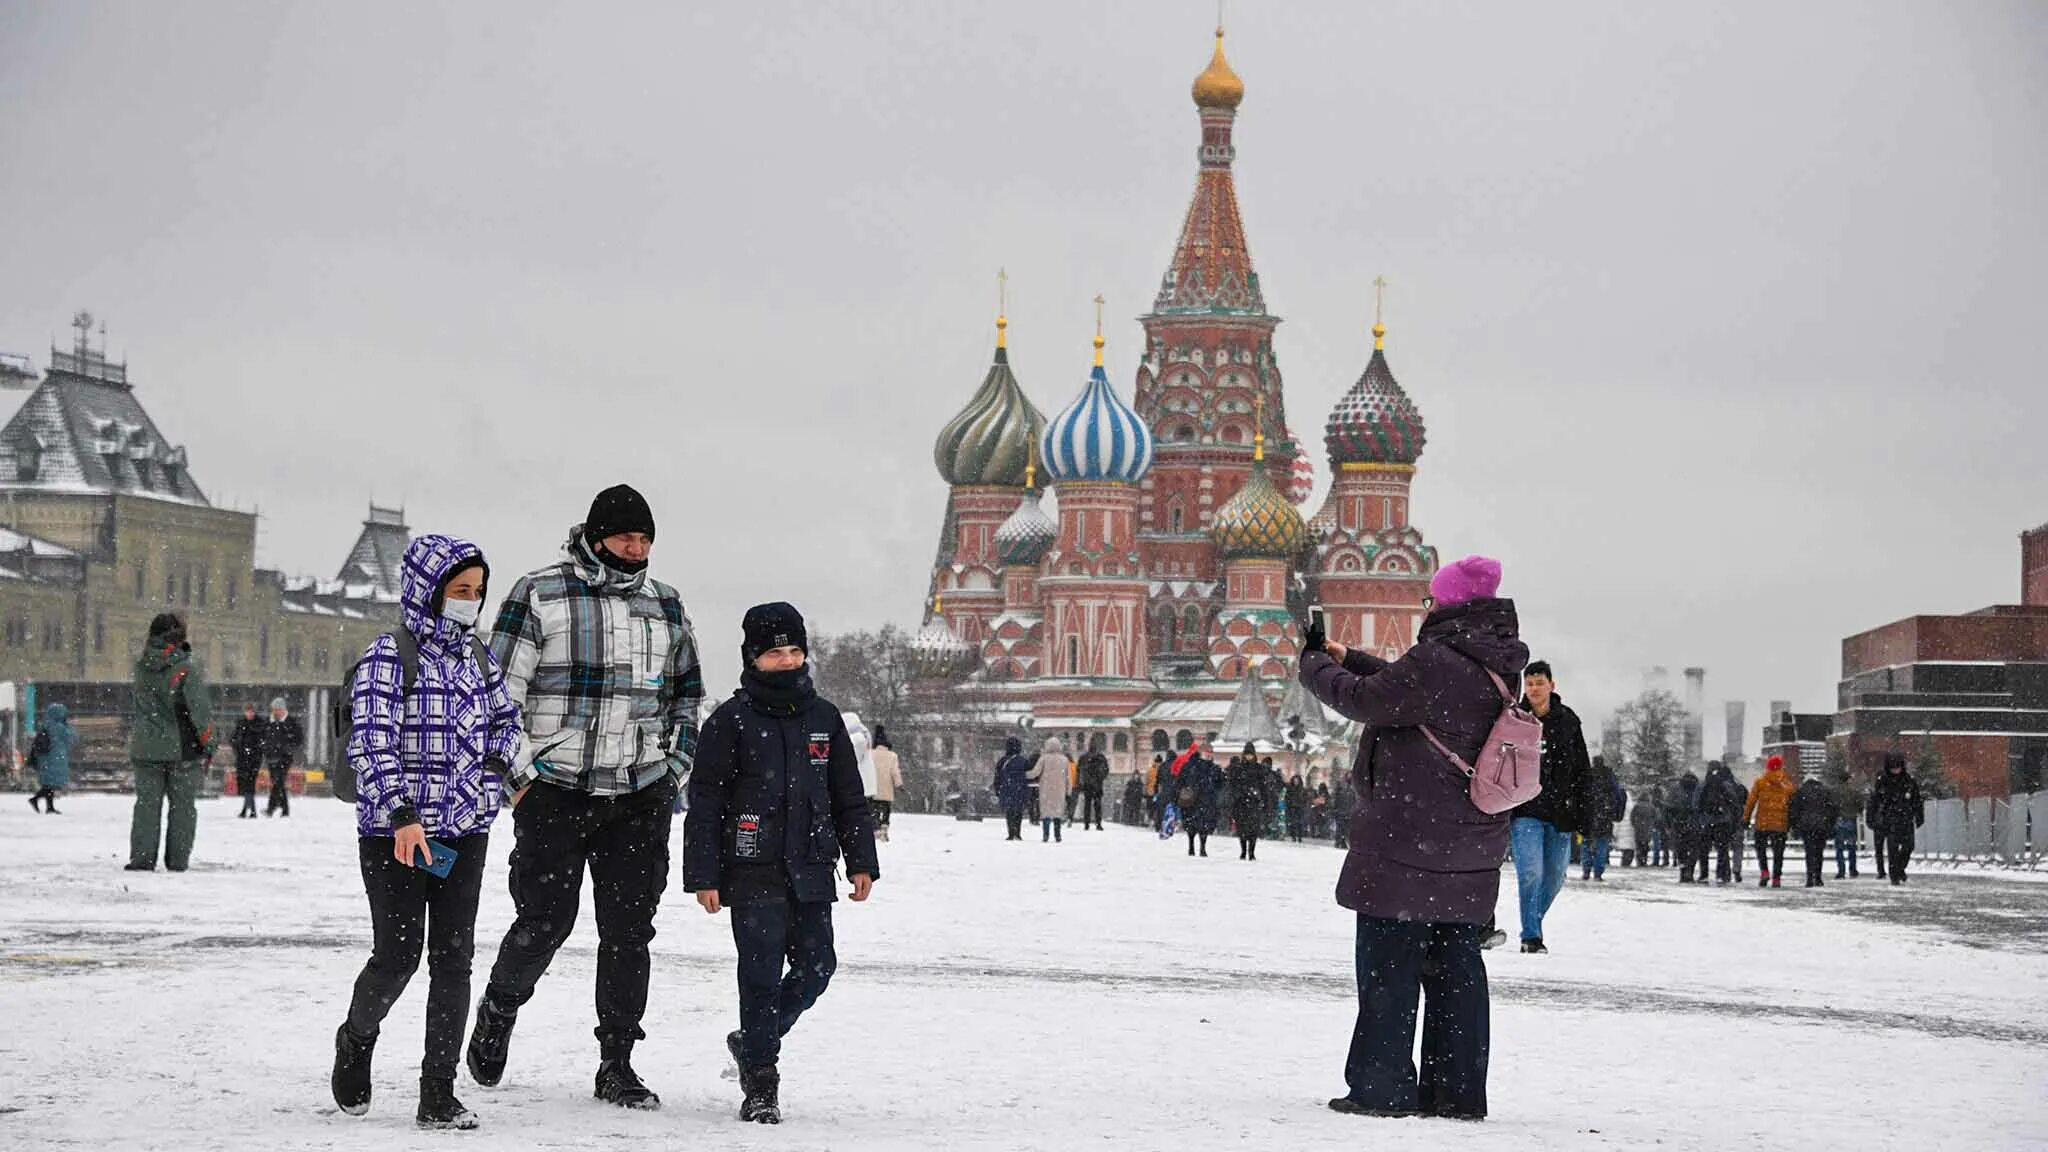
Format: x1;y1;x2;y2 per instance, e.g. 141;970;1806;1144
348;636;417;828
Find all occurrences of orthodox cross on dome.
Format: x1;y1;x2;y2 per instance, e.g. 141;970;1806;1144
1372;275;1389;351
1092;294;1106;366
997;268;1009;349
1253;393;1266;461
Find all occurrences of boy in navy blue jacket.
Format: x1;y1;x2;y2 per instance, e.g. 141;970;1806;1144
684;602;880;1124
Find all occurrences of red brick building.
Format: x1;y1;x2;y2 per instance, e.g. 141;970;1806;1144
1833;529;2048;798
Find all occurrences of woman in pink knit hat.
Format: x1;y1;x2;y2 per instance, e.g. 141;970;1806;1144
1298;554;1528;1121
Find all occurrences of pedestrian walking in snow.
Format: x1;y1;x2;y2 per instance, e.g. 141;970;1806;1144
1178;744;1221;857
1697;761;1745;885
1580;757;1623;881
127;613;214;872
331;536;521;1130
261;697;304;817
26;703;74;815
994;736;1033;840
684;602;880;1125
1299;554;1527;1121
1674;772;1712;882
1787;772;1839;888
1030;737;1072;843
869;725;903;842
1225;743;1270;861
1509;658;1594;952
1079;736;1110;830
1868;753;1925;885
1286;774;1310;843
1831;770;1863;879
467;485;704;1111
1121;771;1145;826
1745;755;1797;887
231;705;265;818
1614;790;1639;868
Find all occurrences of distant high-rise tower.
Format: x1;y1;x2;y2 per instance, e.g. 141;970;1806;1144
1725;701;1747;761
1683;668;1706;765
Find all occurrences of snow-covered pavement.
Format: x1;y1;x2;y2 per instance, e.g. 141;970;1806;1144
3;796;2045;1150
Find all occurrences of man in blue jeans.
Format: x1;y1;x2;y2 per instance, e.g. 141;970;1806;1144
1508;661;1593;954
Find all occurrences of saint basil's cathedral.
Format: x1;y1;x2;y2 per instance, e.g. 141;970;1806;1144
916;29;1437;778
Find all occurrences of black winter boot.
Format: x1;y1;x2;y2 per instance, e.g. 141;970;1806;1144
465;997;516;1088
417;1077;479;1130
331;1024;375;1116
595;1052;661;1111
740;1064;782;1124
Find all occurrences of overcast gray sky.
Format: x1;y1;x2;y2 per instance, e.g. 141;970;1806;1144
3;1;2043;737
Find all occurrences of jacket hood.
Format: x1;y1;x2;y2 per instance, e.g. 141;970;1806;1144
1678;772;1700;793
138;644;188;673
45;704;68;725
1004;735;1022;756
1419;597;1530;680
562;523;648;592
400;535;488;647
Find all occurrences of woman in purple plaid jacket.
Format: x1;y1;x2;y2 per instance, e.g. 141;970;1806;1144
331;534;522;1130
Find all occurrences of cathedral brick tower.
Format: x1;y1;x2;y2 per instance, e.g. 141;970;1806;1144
1310;297;1436;660
1134;28;1303;667
1033;314;1156;721
930;310;1044;649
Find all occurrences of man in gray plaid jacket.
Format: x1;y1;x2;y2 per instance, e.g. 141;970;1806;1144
467;484;704;1111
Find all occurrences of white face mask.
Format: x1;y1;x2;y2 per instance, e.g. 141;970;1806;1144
442;598;484;629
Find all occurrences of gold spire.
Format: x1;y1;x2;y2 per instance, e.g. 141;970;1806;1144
1372;275;1389;352
1253;392;1266;462
1192;25;1245;110
934;593;945;615
1092;294;1106;367
1024;459;1036;493
996;268;1009;349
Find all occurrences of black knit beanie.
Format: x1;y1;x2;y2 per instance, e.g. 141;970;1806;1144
584;484;657;546
741;602;809;664
147;612;187;649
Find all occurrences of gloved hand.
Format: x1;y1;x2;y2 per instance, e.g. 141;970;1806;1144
1300;616;1327;656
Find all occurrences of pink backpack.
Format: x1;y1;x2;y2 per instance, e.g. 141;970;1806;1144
1422;666;1544;815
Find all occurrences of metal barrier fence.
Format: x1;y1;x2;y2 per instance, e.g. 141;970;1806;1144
1914;792;2047;868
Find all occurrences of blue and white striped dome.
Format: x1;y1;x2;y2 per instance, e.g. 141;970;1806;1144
1041;361;1154;486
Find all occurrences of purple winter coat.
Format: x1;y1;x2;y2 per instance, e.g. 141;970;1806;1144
1299;598;1530;926
349;535;522;838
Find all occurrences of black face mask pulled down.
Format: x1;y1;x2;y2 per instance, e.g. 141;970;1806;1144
740;665;815;716
589;537;650;576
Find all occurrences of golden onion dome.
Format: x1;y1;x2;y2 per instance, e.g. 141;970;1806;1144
1212;430;1306;560
1192;28;1245;110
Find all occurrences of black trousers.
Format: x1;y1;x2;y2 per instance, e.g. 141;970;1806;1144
1872;830;1891;877
1801;833;1828;885
346;833;489;1080
1003;807;1025;840
1343;916;1488;1119
236;769;260;814
1707;826;1736;882
1239;833;1259;859
483;779;674;1053
730;893;836;1069
1081;792;1104;829
1886;829;1915;881
267;761;292;815
1755;831;1788;882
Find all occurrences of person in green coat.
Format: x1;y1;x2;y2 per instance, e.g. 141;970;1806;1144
128;613;215;872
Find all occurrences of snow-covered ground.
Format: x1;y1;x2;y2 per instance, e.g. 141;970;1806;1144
3;797;2046;1151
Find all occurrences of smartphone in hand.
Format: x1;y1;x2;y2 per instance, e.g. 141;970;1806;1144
415;839;459;878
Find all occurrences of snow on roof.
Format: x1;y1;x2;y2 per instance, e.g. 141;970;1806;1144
0;527;77;558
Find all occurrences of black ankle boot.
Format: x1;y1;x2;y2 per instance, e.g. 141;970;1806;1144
417;1077;478;1130
465;997;516;1088
740;1064;781;1124
595;1051;661;1111
331;1024;375;1116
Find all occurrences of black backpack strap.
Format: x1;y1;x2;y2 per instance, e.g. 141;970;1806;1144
388;629;420;695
